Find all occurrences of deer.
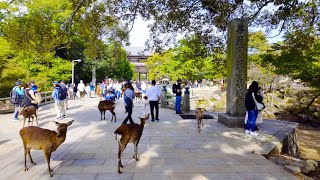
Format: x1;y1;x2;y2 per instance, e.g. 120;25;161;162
134;92;142;104
195;108;205;133
19;106;38;127
98;99;116;121
19;120;74;177
114;114;149;174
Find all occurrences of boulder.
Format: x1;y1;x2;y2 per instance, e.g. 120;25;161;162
301;160;318;173
284;165;301;175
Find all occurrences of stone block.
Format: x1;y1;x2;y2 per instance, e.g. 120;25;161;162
218;113;245;128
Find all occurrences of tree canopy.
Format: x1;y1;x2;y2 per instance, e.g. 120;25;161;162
0;0;134;97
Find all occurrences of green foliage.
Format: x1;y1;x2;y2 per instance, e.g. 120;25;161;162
146;35;226;81
262;31;320;90
0;0;132;97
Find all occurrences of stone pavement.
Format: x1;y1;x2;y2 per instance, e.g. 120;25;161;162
0;97;298;180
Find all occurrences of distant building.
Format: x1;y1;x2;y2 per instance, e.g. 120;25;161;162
125;47;152;82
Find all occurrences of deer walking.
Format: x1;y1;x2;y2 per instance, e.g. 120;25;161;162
19;120;74;177
98;100;116;121
114;114;149;173
195;108;204;133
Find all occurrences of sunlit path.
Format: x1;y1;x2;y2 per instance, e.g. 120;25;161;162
0;97;297;179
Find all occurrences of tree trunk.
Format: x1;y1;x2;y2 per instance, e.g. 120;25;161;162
92;62;96;86
306;93;320;109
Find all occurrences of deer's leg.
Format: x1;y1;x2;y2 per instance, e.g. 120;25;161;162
31;116;34;126
117;144;123;173
44;150;53;177
23;118;26;127
103;110;106;120
134;140;140;161
100;110;103;120
201;119;204;127
35;113;38;126
24;146;27;171
28;148;36;165
118;140;128;173
110;110;116;122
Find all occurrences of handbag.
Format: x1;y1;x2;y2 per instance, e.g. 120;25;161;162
252;93;265;111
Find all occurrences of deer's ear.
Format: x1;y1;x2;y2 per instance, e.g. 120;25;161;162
53;121;60;126
67;120;74;126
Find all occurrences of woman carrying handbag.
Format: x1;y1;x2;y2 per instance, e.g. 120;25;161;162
244;82;264;136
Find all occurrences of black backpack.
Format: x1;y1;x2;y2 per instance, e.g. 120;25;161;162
10;87;19;104
58;86;67;100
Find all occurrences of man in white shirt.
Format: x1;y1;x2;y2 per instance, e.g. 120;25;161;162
77;80;85;99
145;80;162;122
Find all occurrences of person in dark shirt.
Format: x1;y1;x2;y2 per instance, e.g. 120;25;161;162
245;82;262;136
173;79;183;114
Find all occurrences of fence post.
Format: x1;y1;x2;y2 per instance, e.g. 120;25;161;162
161;85;167;108
183;86;190;112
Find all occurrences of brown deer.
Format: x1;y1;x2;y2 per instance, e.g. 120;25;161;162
114;114;149;174
19;106;38;127
135;92;142;104
195;108;204;133
19;120;74;177
98;100;116;121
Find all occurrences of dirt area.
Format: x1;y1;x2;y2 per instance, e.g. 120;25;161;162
276;114;320;179
280;114;320;161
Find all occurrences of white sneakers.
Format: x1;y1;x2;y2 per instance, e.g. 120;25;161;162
245;130;259;136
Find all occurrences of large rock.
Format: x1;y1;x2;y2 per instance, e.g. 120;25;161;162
301;160;318;173
284;165;301;175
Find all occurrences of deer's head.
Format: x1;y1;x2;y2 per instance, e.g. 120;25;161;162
53;120;74;138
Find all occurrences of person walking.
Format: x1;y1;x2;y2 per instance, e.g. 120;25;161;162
122;83;135;124
52;81;66;119
60;80;69;110
245;83;261;136
11;81;24;121
145;80;161;121
172;79;183;114
77;80;85;99
73;83;78;100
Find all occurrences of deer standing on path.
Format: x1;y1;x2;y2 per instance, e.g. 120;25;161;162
114;114;149;173
19;120;74;177
98;100;116;121
19;106;38;127
195;108;204;133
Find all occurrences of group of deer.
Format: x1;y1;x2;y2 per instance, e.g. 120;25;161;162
19;98;205;177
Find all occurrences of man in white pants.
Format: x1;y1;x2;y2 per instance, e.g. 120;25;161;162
51;81;66;119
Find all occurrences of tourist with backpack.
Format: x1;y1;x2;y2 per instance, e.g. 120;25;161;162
11;81;24;121
60;80;69;110
51;81;66;119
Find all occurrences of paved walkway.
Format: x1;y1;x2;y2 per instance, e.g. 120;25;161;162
0;97;298;180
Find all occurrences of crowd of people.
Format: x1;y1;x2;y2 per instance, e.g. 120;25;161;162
10;78;265;137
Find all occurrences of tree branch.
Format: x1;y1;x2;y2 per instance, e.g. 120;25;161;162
125;1;141;35
306;93;320;109
67;0;87;34
267;19;287;38
249;0;271;21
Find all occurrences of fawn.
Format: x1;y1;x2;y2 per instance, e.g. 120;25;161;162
195;108;204;133
19;120;74;177
19;106;38;127
98;99;116;121
114;114;149;173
